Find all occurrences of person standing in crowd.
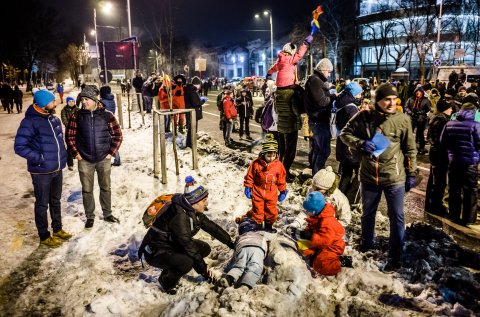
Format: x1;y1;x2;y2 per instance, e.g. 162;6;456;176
404;87;431;155
66;85;123;229
441;102;480;226
236;89;254;141
2;83;14;113
132;71;144;111
141;73;155;113
99;86;121;166
222;89;237;145
425;100;453;216
184;76;207;148
454;86;467;109
216;85;229;131
138;185;235;295
14;90;72;247
397;79;408;105
13;85;23;113
61;96;79;171
340;83;417;270
56;82;64;104
334;82;362;201
304;58;333;175
172;74;186;134
448;70;458;89
266;34;314;182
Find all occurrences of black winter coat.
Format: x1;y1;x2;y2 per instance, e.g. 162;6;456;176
427;113;449;166
132;76;144;93
75;107;113;163
304;70;331;123
140;194;233;274
184;84;205;120
235;95;253;118
335;92;360;165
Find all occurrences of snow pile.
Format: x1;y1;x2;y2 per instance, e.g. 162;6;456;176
6;113;480;316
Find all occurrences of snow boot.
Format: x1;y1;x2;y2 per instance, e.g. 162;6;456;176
339;255;353;268
85;218;94;229
53;229;73;241
158;272;177;295
264;222;277;233
40;236;63;248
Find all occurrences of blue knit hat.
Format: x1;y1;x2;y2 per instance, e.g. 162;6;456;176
184;185;208;205
345;82;363;97
303;192;326;215
34;90;55;108
66;96;75;103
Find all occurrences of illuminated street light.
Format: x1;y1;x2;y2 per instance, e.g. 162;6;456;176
254;9;273;67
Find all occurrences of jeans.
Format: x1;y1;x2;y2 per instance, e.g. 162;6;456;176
143;96;153;113
144;240;210;290
223;120;233;142
361;182;405;256
78;159;112;220
448;163;478;224
31;171;63;240
308;121;331;175
278;131;298;175
226;246;264;288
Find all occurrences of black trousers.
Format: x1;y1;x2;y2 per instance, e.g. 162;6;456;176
425;163;448;214
338;163;360;204
412;118;427;150
145;239;211;290
239;116;250;137
278;131;298;175
448;164;478;224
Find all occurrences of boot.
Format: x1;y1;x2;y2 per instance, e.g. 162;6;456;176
264;222;277;233
40;236;63;248
53;229;73;241
339;255;353;268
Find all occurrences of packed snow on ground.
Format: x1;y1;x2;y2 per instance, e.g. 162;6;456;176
2;109;480;317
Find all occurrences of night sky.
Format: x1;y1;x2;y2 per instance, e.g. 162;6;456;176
48;0;320;45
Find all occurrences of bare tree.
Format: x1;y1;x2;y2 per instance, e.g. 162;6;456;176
363;19;395;82
464;0;480;64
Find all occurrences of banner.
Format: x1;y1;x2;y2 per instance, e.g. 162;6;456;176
98;41;138;70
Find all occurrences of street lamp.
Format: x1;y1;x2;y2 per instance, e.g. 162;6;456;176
254;10;274;67
94;8;101;80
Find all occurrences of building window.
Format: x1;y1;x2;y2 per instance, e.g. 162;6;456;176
221;69;225;77
228;70;234;79
237;68;243;78
258;65;264;77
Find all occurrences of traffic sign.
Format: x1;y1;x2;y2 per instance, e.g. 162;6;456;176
433;58;441;68
99;70;112;84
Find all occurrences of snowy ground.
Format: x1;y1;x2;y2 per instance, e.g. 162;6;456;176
0;94;479;317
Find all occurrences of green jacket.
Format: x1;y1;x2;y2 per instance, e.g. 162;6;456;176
275;88;301;133
339;109;417;186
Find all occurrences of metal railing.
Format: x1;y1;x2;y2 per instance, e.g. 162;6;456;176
152;109;198;184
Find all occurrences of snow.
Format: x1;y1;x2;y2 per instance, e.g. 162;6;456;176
1;95;479;316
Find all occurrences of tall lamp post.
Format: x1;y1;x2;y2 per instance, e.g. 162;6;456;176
255;10;274;67
93;8;101;80
435;0;443;59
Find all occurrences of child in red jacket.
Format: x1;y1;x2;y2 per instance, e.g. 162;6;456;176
294;191;347;276
222;90;237;145
244;134;287;232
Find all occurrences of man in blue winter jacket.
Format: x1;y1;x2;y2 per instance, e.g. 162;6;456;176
14;90;73;248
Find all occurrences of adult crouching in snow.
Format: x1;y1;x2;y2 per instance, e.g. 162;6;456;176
138;185;235;294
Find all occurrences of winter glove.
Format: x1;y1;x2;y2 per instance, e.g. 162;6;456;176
244;187;252;199
405;175;416;192
304;34;314;46
361;140;376;155
310;23;320;35
299;230;313;240
200;96;208;103
278;190;288;202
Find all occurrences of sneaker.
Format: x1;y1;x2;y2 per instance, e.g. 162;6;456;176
40;236;63;248
104;215;120;223
85;218;94;229
340;255;353;268
53;229;73;240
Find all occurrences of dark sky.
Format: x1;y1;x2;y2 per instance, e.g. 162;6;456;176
48;0;320;45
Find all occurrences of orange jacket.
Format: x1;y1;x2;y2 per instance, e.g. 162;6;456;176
158;86;169;110
223;96;238;120
244;157;287;196
302;203;345;275
172;84;185;109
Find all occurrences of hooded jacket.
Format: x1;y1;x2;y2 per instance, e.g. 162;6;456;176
340;107;417;186
441;109;480;166
267;43;308;88
14;105;67;173
427;112;449;166
304;70;332;124
139;194;233;274
405;87;431;120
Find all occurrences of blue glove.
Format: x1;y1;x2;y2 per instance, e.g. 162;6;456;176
361;140;376;155
244;187;252;199
304;35;314;46
278;190;288;202
185;176;195;184
310;23;320;35
405;176;416;192
200;96;208;102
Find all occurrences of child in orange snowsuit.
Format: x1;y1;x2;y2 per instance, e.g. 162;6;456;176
244;134;287;232
296;191;346;276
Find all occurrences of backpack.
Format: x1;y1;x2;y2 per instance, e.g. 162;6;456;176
142;194;174;228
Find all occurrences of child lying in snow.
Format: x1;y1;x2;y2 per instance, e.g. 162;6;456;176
220;216;275;289
291;192;350;276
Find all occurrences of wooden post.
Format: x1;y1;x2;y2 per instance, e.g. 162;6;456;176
191;110;198;170
116;93;124;129
159;112;167;184
153;112;159;178
138;92;145;125
127;93;131;129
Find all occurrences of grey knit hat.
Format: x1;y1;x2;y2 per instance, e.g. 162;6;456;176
78;85;100;101
315;58;333;72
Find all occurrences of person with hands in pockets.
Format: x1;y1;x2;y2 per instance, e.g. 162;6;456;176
340;83;417;270
244;134;287;233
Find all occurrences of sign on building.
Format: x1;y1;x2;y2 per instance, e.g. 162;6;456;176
195;58;206;72
98;41;138;70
